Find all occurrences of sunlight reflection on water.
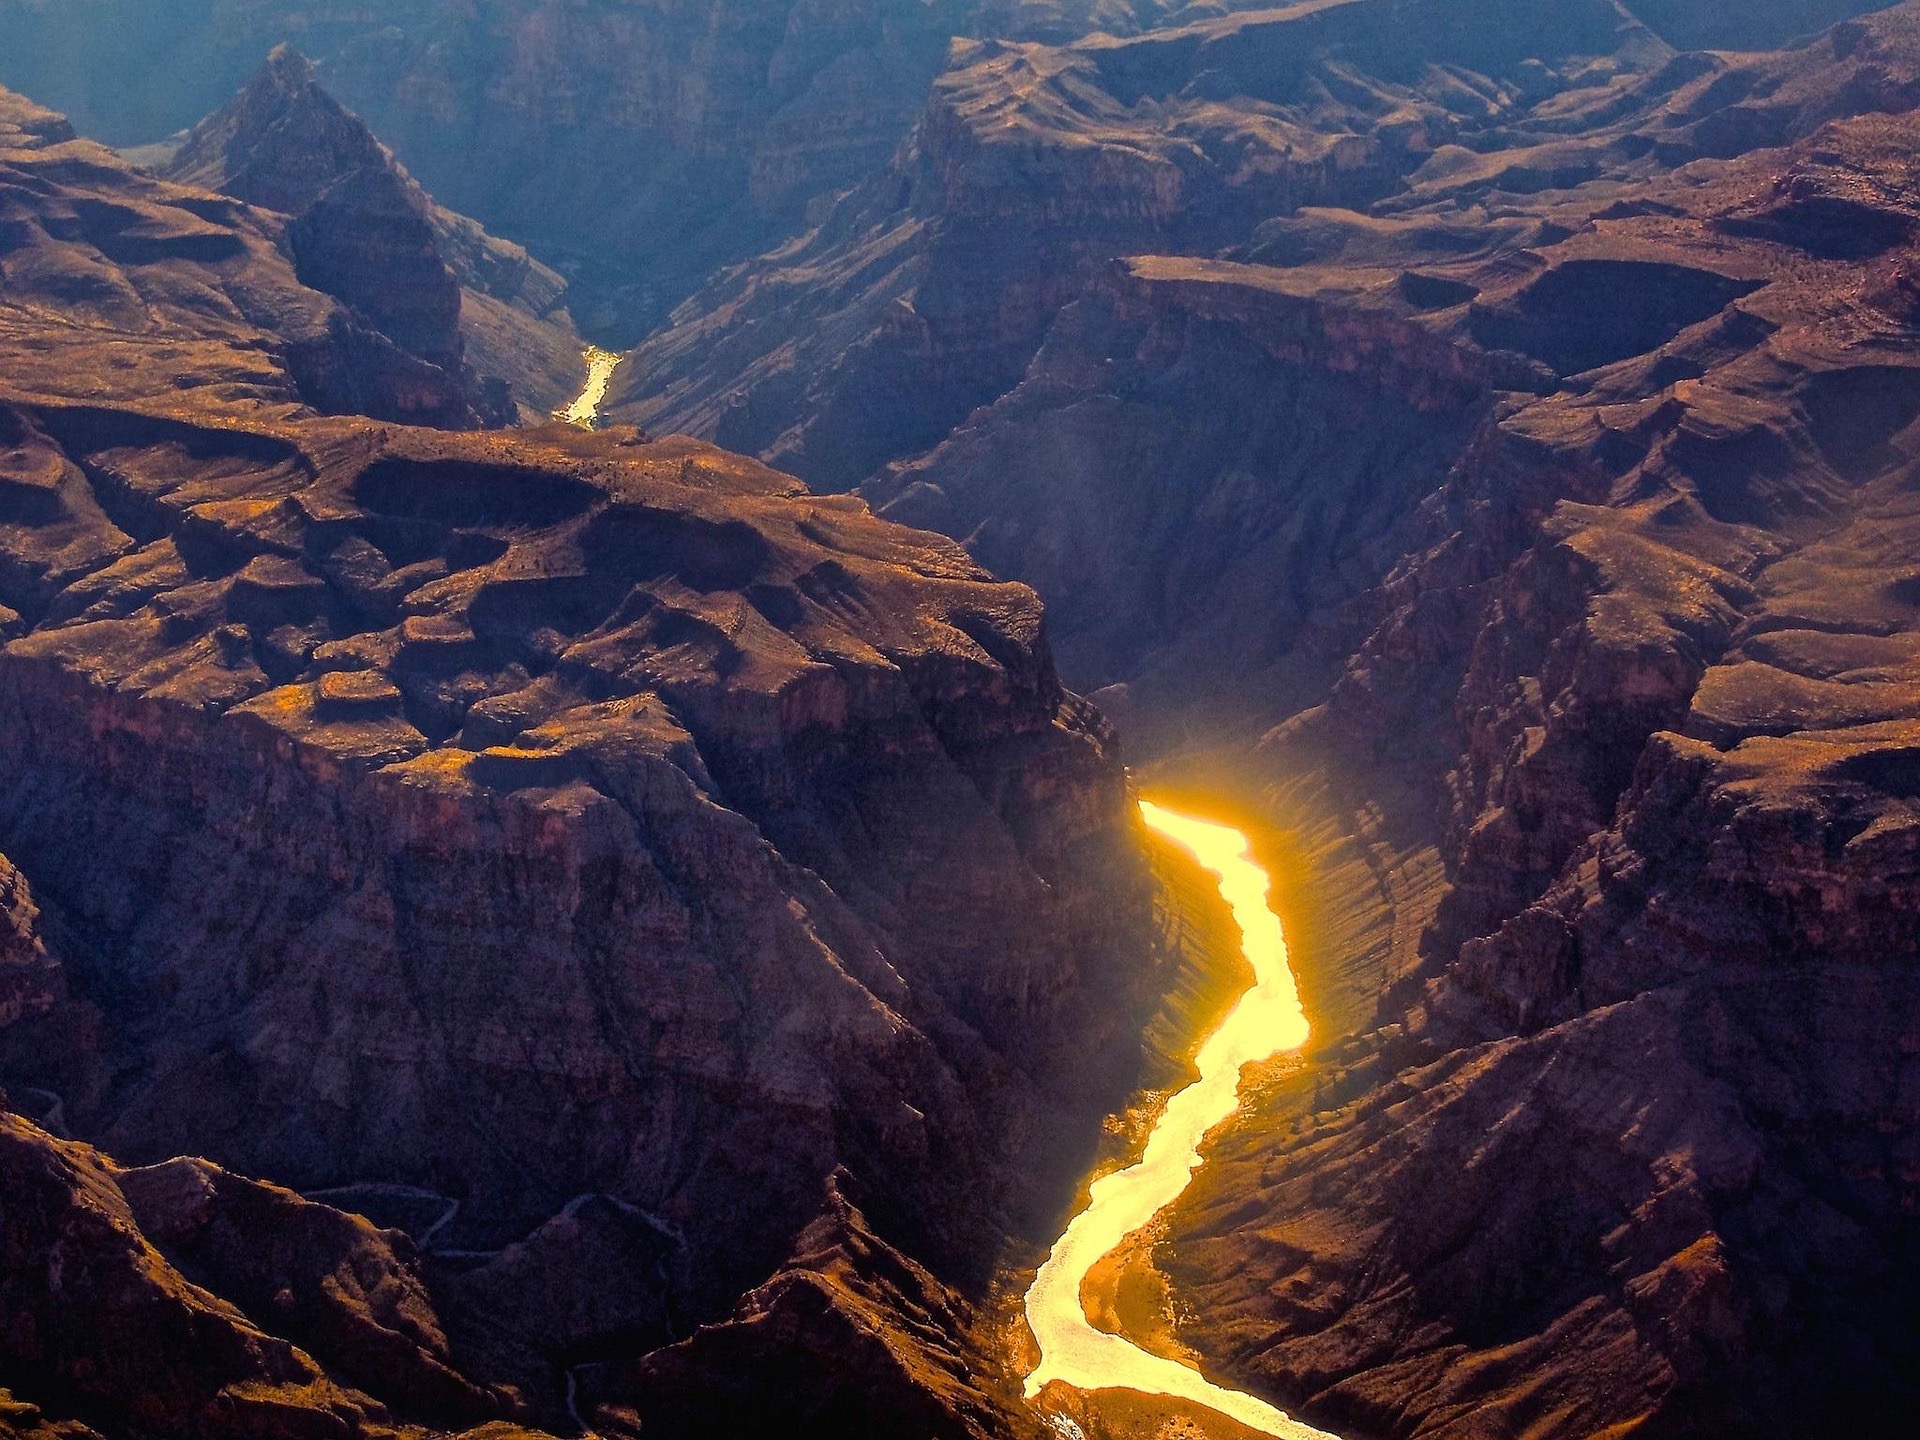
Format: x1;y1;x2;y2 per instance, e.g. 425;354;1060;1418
1022;799;1335;1440
557;345;621;428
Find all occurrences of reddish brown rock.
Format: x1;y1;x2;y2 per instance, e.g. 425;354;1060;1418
0;76;1163;1440
608;0;1683;487
861;255;1493;724
157;47;583;423
0;1391;102;1440
0;1110;391;1440
0;1;1254;335
0;88;480;427
0;409;1153;1301
1140;41;1920;1440
584;1174;1030;1440
0;854;53;1030
164;46;466;374
3;5;1919;1438
118;1156;507;1426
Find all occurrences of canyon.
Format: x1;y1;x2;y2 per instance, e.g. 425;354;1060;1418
0;77;1163;1440
0;0;1270;336
2;2;1920;1439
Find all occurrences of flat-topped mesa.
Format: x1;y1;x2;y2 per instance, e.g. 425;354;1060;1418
162;47;467;376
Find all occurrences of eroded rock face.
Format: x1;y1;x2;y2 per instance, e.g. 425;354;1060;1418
610;0;1904;490
1138;33;1920;1440
0;1111;415;1440
0;1090;598;1439
0;401;1154;1321
862;256;1492;726
117;1155;507;1424
4;6;1920;1439
841;0;1920;736
0;1;1252;335
158;47;590;425
614;3;1920;1433
0;854;53;1031
0;83;1157;1440
165;45;466;375
0;88;481;428
582;1173;1022;1440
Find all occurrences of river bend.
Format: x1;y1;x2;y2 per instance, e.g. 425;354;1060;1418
1023;800;1333;1440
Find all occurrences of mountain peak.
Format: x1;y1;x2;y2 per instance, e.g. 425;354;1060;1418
0;86;76;151
159;50;466;372
164;45;383;216
255;43;323;104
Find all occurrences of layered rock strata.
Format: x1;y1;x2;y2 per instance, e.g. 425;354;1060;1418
1138;30;1920;1440
158;47;584;424
0;87;1158;1439
0;0;1262;335
0;85;480;428
611;0;1898;489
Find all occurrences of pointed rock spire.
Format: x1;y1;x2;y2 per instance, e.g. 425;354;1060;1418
161;48;466;373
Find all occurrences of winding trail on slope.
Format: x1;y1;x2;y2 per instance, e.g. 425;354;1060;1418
557;346;622;429
309;1182;460;1249
1023;799;1336;1440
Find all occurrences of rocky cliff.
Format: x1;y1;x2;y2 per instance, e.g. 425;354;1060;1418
0;1104;537;1440
157;47;585;425
1124;16;1920;1438
0;0;1262;337
0;85;486;429
163;45;468;375
623;3;1920;1434
862;255;1491;735
609;0;1899;490
6;5;1920;1439
0;87;1160;1440
0;400;1151;1285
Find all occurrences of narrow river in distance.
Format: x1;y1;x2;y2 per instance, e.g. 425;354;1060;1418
1023;799;1336;1440
557;345;622;428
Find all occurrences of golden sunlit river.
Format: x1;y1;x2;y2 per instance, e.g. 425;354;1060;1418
557;345;622;428
1022;799;1335;1440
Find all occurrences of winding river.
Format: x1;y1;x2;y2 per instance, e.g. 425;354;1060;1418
557;345;622;428
1023;799;1334;1440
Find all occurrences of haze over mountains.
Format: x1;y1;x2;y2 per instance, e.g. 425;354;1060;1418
1;2;1918;1439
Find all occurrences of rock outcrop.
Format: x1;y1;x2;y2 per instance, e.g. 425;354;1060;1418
6;5;1920;1439
609;0;1901;489
163;46;467;374
1129;22;1920;1438
0;401;1152;1296
862;255;1491;729
601;4;1920;1434
0;1;1244;335
0;87;484;428
158;47;585;425
854;0;1920;742
0;1105;561;1440
0;84;1160;1440
0;854;54;1032
580;1173;1026;1440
